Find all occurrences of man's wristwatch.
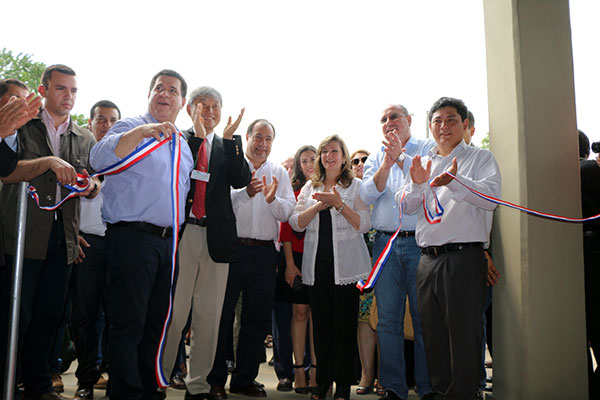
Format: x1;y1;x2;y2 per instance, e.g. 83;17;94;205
87;182;98;197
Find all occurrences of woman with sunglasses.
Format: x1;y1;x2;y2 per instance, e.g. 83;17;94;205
350;150;370;180
289;135;371;400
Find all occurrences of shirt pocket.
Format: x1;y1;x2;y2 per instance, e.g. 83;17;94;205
68;153;89;173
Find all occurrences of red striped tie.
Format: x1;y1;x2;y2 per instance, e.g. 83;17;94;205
191;140;207;218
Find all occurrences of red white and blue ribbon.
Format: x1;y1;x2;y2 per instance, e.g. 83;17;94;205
155;131;183;388
356;172;600;292
26;134;173;210
445;171;600;223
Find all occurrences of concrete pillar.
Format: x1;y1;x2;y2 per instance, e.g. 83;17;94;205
482;0;587;399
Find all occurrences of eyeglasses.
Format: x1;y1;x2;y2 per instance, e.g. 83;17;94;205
380;113;407;124
352;156;368;166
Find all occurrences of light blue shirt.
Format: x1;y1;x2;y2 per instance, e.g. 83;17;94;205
90;112;194;227
3;131;18;151
360;135;435;231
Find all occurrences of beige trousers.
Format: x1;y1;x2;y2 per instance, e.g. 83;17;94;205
161;224;229;394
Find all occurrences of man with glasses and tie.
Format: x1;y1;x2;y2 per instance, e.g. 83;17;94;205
359;105;436;400
160;86;251;400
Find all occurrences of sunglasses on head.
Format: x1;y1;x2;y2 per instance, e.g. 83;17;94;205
352;156;368;166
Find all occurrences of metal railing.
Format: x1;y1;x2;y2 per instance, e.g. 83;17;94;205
3;182;29;400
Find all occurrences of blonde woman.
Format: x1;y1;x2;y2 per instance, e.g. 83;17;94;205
289;135;371;400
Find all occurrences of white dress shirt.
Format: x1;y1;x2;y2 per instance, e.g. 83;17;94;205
79;183;106;236
398;141;501;248
231;159;295;242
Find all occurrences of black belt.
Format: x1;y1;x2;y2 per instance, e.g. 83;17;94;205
109;221;173;238
421;242;482;257
379;230;415;237
238;238;273;247
187;217;207;227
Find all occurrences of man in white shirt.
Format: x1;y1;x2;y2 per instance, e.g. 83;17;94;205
399;97;501;400
207;119;295;399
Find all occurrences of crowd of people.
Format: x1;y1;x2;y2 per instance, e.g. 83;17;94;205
0;64;511;400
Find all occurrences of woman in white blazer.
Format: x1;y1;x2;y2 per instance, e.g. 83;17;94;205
289;134;371;400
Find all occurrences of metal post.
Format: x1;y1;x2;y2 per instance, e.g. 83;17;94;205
3;182;29;400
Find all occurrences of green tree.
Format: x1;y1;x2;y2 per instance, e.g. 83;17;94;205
1;48;87;126
481;134;490;150
0;48;46;93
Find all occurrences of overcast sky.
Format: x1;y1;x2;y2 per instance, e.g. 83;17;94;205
2;0;598;162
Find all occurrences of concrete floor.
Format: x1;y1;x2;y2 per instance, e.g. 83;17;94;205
57;347;442;400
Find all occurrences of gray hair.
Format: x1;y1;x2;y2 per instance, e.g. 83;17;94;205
188;86;223;108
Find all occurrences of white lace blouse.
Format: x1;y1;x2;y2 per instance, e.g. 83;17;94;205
289;178;372;286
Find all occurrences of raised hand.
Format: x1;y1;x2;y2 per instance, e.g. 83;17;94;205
382;128;403;169
262;175;279;204
0;93;42;138
223;108;245;140
246;171;264;197
312;186;343;209
192;103;207;138
431;157;457;187
409;155;432;185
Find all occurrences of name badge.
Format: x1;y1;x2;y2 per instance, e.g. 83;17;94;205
191;170;210;182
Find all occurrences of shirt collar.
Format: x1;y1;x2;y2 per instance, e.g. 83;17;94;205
41;108;71;135
403;135;418;151
429;139;467;158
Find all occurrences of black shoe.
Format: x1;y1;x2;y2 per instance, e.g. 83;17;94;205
229;383;267;398
378;391;405;400
421;393;442;400
276;378;293;392
209;386;228;400
185;391;210;400
75;387;93;400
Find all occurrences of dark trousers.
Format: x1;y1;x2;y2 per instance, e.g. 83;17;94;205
208;243;277;389
272;300;293;380
70;232;108;388
309;247;359;398
584;233;600;399
105;225;174;400
0;219;72;396
416;246;487;400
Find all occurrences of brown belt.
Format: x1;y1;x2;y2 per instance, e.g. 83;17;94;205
238;237;273;247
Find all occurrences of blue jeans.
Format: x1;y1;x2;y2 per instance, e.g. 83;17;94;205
374;233;431;399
